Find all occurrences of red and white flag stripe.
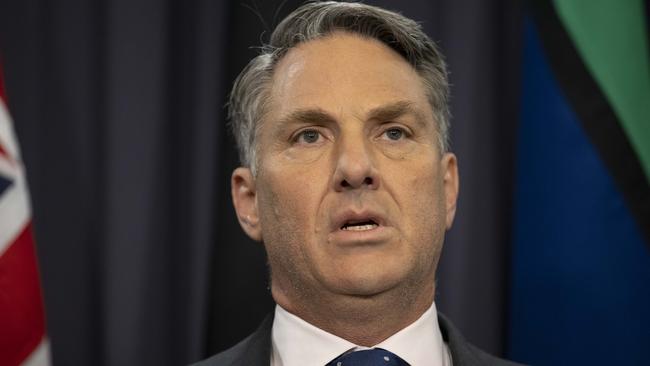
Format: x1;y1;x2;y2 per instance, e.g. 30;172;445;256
0;66;51;365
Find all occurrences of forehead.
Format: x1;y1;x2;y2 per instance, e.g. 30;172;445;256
266;33;432;120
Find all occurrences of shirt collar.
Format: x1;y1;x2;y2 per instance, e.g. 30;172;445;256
375;302;448;366
271;302;449;366
271;305;356;366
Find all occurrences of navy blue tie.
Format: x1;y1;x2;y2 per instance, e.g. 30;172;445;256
326;348;409;366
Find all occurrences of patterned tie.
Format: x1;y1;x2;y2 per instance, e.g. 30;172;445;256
326;348;410;366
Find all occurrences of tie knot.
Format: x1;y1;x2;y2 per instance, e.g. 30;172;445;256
327;348;409;366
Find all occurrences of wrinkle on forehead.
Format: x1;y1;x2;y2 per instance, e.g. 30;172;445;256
266;32;431;125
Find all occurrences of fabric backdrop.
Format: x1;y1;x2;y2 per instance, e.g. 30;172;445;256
0;0;558;365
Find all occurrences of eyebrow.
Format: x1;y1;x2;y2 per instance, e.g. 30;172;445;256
276;100;428;128
277;108;337;127
367;100;428;127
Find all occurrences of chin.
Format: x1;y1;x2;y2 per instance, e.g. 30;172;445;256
325;268;406;298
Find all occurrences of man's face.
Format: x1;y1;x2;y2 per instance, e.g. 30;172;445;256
232;33;458;310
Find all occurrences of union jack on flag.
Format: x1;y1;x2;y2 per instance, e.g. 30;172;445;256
0;66;51;365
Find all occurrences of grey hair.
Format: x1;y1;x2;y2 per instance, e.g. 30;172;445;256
228;1;450;173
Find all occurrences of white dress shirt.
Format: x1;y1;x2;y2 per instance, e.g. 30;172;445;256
270;302;452;366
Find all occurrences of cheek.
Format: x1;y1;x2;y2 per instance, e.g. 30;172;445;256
255;167;332;283
256;166;329;243
256;183;306;274
400;161;446;236
258;180;304;236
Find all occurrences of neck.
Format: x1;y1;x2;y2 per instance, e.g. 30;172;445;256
272;282;435;346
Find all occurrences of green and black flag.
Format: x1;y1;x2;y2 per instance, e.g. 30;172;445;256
509;1;650;364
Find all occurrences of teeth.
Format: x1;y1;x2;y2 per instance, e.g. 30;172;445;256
342;224;377;231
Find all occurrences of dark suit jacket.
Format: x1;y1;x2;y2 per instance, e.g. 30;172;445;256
192;313;525;366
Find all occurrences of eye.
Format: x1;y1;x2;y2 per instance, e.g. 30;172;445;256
383;127;405;141
295;129;322;144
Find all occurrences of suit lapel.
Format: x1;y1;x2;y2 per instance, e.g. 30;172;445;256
233;313;274;366
438;313;481;366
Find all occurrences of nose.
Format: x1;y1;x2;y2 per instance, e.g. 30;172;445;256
332;134;380;191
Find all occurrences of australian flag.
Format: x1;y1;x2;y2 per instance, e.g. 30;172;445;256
0;64;50;365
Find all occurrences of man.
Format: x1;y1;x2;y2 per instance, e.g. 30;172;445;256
196;2;523;365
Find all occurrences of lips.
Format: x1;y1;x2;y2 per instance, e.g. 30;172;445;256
340;219;379;231
332;210;386;233
329;210;391;245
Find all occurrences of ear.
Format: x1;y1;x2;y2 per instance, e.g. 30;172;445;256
231;167;262;241
441;153;459;230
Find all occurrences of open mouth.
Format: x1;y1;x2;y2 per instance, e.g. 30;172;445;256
340;219;379;231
